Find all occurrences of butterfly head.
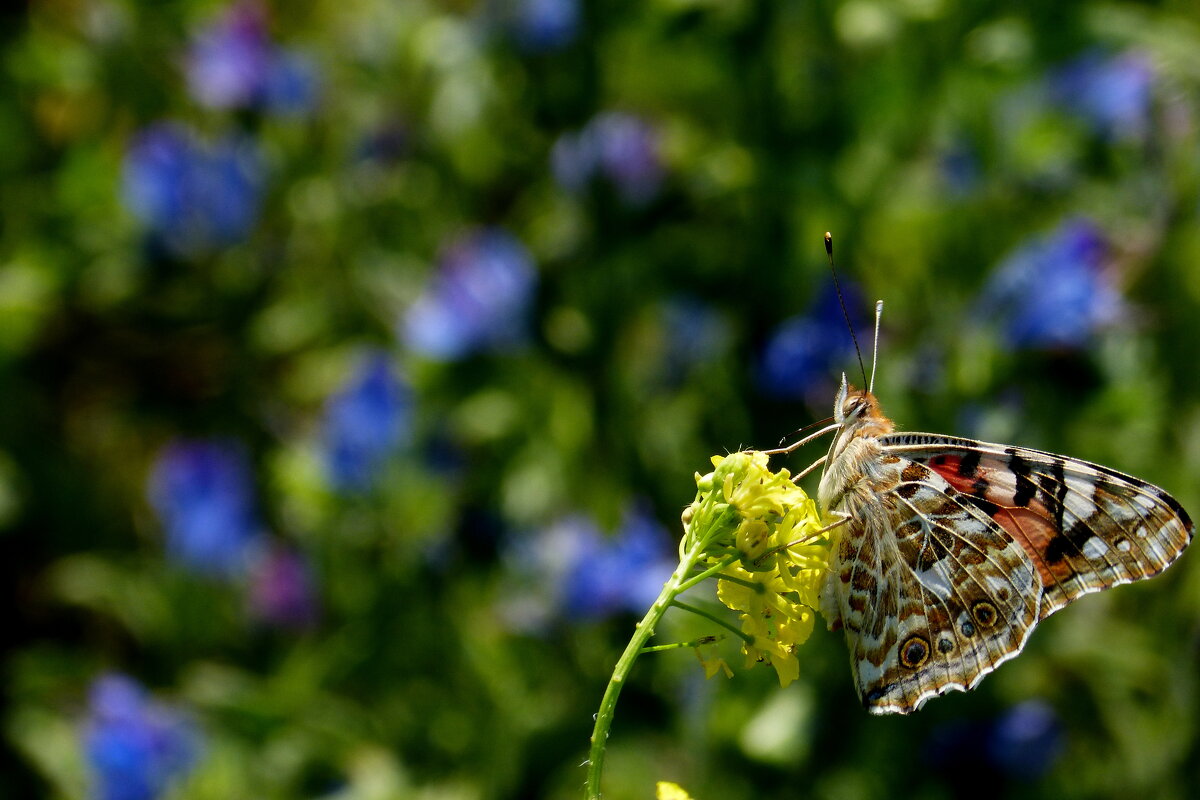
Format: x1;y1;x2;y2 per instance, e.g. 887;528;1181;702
831;373;894;444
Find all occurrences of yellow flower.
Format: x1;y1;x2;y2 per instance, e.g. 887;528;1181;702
689;451;831;687
589;450;830;800
734;519;771;567
657;782;695;800
719;451;808;519
694;643;733;679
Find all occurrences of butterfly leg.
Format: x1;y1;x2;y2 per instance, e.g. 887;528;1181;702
762;422;841;456
811;512;850;537
793;455;827;482
751;513;849;568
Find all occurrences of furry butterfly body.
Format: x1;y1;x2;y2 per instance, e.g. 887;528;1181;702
817;382;1194;715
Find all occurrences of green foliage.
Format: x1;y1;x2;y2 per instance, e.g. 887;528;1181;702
3;1;1200;798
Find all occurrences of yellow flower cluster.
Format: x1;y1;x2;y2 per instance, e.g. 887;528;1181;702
689;451;830;687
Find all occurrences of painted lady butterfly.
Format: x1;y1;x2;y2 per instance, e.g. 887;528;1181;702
814;375;1193;714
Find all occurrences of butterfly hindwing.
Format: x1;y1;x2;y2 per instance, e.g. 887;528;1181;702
831;455;1042;713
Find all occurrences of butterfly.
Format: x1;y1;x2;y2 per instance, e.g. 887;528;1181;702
814;375;1194;715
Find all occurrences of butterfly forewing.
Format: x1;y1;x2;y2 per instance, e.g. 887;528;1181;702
883;434;1194;619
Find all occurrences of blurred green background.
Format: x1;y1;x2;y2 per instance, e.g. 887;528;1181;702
4;0;1200;798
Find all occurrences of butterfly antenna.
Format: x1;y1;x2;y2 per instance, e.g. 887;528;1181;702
868;299;883;395
825;232;868;393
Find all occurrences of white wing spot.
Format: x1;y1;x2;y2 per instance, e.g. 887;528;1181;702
983;573;1012;597
1082;537;1108;560
1116;538;1132;553
857;657;886;687
915;565;954;601
1135;524;1149;539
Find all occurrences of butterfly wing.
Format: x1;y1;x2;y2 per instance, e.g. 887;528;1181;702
884;433;1194;619
827;456;1043;714
830;434;1193;714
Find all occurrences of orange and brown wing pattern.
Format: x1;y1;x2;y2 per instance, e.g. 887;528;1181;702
883;434;1194;620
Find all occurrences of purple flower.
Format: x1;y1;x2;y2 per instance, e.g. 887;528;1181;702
758;281;863;401
247;543;319;629
185;3;319;115
322;352;411;491
1050;51;1154;141
552;112;663;206
82;674;199;800
147;439;260;576
979;219;1125;350
122;123;265;257
185;3;271;110
401;229;538;361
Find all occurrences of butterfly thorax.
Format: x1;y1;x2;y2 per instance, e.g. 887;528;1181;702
818;387;897;518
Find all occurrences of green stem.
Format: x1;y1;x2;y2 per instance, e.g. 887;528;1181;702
640;634;725;654
707;571;761;592
585;535;708;800
676;553;739;594
670;600;753;644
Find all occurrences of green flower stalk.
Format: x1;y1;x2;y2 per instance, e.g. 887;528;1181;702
585;451;831;800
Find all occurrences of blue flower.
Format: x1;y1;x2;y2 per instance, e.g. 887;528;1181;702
322;352;411;491
260;50;320;116
401;229;538;361
147;439;260;576
658;297;732;385
560;505;675;620
552;112;663;206
979;219;1125;350
82;674;199;800
925;700;1064;783
986;700;1064;780
1050;51;1154;141
758;281;863;400
122;123;265;257
938;139;980;195
247;543;319;629
185;3;319;115
501;505;675;630
502;0;581;52
550;131;594;194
